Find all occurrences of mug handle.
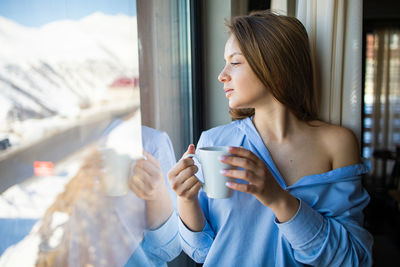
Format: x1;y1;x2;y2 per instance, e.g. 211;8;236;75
183;154;204;186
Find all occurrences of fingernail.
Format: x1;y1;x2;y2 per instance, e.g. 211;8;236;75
219;155;226;161
225;181;233;187
220;169;227;174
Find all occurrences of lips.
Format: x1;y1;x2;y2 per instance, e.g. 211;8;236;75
224;88;234;97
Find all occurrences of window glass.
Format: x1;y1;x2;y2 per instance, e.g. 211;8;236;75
0;1;158;265
1;0;196;265
363;29;400;184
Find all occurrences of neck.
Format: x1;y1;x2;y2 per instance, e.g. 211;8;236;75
252;99;301;144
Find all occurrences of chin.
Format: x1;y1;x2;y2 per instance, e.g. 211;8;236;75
228;99;240;109
228;103;240;109
229;100;250;110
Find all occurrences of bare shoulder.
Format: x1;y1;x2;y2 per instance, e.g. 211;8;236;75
309;121;361;169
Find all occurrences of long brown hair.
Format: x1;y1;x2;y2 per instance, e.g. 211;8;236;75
226;10;318;121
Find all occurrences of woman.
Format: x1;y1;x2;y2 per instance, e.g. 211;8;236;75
168;11;372;266
36;124;180;267
124;125;181;266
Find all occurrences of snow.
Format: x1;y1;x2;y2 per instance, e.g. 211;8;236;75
0;12;139;150
0;146;90;266
0;116;145;266
0;148;85;219
0;12;144;266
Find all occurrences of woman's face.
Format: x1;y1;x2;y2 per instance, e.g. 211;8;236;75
218;35;268;109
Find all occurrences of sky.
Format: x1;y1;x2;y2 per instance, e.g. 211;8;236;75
0;0;136;27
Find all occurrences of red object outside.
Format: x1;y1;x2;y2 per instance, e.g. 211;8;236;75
34;161;54;176
109;77;139;88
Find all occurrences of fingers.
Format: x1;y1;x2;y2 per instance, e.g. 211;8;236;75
221;169;254;182
134;150;165;181
168;155;196;179
168;144;196;179
225;181;255;194
130;166;164;199
143;150;161;169
129;168;149;193
135;157;162;180
182;144;196;159
175;164;198;183
184;181;202;198
227;146;260;166
170;164;198;191
167;144;200;200
130;178;156;200
174;175;200;196
174;176;202;200
169;163;200;199
220;155;257;170
129;177;147;199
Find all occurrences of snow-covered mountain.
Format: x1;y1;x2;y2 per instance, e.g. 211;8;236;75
0;12;139;129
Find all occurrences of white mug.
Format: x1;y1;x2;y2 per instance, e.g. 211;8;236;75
185;146;234;199
99;147;132;196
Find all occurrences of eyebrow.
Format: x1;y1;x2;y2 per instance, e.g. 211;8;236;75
224;52;243;60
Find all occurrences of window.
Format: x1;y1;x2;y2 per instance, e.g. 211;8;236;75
362;28;400;186
0;0;200;265
0;1;148;265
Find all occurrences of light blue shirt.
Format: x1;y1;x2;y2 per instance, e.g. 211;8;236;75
125;126;181;266
178;118;373;266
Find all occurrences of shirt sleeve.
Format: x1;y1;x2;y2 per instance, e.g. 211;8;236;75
153;131;178;210
140;212;181;263
140;128;182;262
276;191;373;266
178;216;215;263
177;131;216;263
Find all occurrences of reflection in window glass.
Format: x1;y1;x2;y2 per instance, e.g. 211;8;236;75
0;1;161;266
362;29;400;180
364;117;372;128
364;131;372;144
363;147;372;159
363;31;400;157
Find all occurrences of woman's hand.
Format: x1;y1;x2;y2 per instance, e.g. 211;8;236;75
168;144;205;231
221;146;299;222
129;150;173;229
167;144;202;202
129;150;168;201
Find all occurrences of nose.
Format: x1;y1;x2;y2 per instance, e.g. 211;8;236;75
218;66;231;83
